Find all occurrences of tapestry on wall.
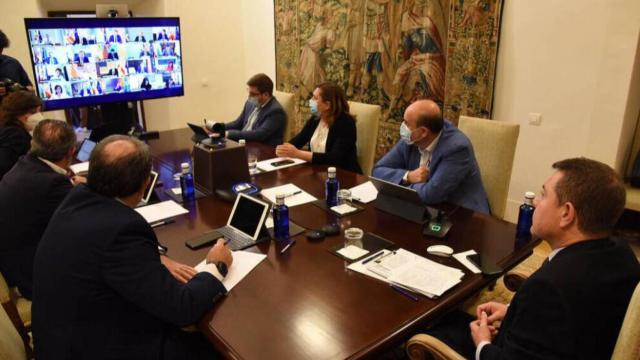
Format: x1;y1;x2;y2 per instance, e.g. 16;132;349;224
275;0;503;159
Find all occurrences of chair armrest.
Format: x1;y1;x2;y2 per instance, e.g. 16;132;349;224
503;269;531;292
407;334;466;360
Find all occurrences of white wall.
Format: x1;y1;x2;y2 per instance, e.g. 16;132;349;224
240;0;276;81
492;0;640;222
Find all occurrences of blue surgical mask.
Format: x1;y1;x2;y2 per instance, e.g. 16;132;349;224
400;122;415;145
248;96;259;106
309;99;319;116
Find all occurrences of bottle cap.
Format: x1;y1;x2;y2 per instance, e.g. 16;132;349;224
239;139;246;145
525;191;535;199
275;193;285;205
328;167;336;177
181;162;190;173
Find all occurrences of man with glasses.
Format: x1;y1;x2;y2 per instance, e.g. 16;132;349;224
372;99;489;214
211;73;287;146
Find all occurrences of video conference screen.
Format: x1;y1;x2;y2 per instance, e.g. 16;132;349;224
24;17;184;110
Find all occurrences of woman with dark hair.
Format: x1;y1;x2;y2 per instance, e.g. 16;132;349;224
140;77;152;91
276;82;362;173
0;90;42;179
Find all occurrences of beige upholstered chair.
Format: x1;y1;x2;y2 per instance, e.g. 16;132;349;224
612;281;640;360
0;273;30;358
458;116;520;219
273;90;295;142
348;101;381;175
406;281;640;360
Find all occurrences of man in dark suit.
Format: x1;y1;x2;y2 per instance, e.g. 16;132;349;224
216;73;287;146
33;135;233;359
427;158;640;360
372;100;490;214
0;120;83;299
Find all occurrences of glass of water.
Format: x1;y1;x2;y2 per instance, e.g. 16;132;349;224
247;148;259;174
337;189;352;205
344;227;364;248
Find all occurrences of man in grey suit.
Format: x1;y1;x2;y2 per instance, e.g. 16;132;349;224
372;99;489;214
222;73;287;146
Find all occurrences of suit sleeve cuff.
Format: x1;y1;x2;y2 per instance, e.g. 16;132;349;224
202;265;225;282
476;341;491;360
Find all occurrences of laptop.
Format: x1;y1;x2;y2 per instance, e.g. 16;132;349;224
76;139;96;162
369;176;435;223
136;170;159;207
187;123;210;143
205;193;270;251
369;176;424;205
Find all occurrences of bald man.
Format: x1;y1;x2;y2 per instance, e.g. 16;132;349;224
372;100;490;214
33;135;232;359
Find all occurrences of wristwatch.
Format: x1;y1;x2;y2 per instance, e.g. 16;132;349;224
215;261;228;277
401;171;410;185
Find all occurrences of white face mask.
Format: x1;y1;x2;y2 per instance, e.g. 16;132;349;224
26;112;44;132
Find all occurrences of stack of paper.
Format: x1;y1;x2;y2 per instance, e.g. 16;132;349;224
347;248;464;298
195;250;267;291
260;183;317;207
256;157;306;172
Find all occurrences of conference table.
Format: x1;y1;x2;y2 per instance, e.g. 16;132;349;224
147;128;539;359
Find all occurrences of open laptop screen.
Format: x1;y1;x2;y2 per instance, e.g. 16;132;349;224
76;139;96;162
228;194;269;239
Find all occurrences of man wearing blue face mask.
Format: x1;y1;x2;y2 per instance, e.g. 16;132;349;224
372;99;489;214
220;73;287;146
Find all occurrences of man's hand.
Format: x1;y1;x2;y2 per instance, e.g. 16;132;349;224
476;301;508;324
70;175;87;186
206;238;233;268
407;166;429;184
470;311;495;346
160;255;197;284
275;143;299;158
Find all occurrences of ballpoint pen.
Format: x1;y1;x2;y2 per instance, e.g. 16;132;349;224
375;250;397;263
280;239;296;254
283;190;302;198
151;219;176;228
362;250;385;264
391;284;419;301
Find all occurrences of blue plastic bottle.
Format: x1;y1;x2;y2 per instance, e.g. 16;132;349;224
180;162;195;202
515;192;535;241
325;167;339;207
273;193;290;240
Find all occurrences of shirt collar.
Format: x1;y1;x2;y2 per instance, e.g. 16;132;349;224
38;157;68;176
548;247;565;261
419;130;442;155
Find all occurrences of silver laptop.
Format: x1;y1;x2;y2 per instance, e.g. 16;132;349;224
136;170;159;207
214;193;270;251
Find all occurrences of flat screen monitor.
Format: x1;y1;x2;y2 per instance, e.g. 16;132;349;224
24;17;184;110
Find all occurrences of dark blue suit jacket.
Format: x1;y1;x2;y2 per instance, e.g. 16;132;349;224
482;238;640;360
0;154;72;299
372;121;489;213
0;125;31;180
33;185;226;359
226;97;286;146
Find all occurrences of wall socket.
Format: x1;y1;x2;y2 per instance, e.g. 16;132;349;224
528;112;542;126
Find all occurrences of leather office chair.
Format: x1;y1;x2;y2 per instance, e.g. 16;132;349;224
406;281;640;360
0;273;30;358
348;101;381;176
273;90;295;142
457;116;519;220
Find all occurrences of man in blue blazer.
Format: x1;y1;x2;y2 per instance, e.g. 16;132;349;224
372;99;489;214
33;135;233;359
222;73;287;146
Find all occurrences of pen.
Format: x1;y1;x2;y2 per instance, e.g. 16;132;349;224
280;239;296;254
284;190;302;198
391;284;419;301
375;250;397;263
362;250;385;264
151;219;176;228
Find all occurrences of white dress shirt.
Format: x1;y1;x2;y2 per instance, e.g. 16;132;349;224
310;121;329;153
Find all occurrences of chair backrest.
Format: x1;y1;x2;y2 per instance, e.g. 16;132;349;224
0;305;26;360
458;116;519;219
348;101;381;176
612;281;640;360
273;90;295;142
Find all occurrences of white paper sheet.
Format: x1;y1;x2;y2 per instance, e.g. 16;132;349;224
70;161;89;174
330;203;358;215
195;250;267;292
453;249;481;274
135;200;188;223
260;183;317;207
337;245;370;260
348;181;378;204
256;157;306;172
171;187;182;195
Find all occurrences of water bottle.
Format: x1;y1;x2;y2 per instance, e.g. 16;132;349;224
515;192;535;241
325;167;339;207
273;193;289;240
180;162;195;202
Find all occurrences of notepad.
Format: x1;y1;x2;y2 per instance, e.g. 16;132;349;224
135;200;188;223
70;161;89;175
261;183;317;207
337;245;370;260
348;181;378;203
195;250;266;292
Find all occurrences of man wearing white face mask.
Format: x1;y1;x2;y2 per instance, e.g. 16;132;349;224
211;73;286;146
372;99;489;213
0;90;42;179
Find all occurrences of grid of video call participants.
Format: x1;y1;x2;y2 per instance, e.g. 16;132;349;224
29;26;182;101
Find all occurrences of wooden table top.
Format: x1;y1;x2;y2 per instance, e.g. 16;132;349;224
147;128;538;359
